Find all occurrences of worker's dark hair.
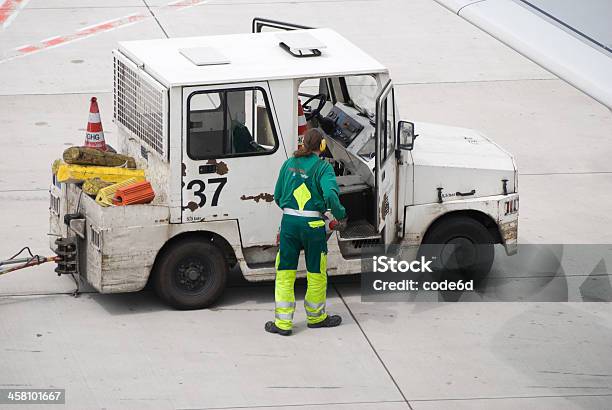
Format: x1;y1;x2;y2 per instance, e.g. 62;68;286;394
294;128;323;157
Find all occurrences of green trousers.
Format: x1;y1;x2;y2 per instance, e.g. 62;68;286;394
275;214;328;330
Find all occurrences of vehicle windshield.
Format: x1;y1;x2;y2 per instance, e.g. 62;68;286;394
345;75;378;119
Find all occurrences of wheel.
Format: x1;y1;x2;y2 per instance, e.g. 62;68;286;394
153;238;228;309
421;216;494;281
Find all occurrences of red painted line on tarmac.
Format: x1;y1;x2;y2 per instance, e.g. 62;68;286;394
42;36;68;47
167;0;207;8
0;0;29;29
0;0;20;24
1;0;208;63
16;44;38;53
78;13;149;36
6;13;149;62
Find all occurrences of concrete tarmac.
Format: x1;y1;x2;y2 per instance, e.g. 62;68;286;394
1;0;611;409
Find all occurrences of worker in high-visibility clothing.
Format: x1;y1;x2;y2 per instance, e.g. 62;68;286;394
265;128;347;336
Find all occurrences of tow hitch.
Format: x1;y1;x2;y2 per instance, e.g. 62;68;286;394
53;238;78;276
0;242;80;295
0;247;60;276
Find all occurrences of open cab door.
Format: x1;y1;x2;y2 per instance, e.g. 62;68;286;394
375;80;398;247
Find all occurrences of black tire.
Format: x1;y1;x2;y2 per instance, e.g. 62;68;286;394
153;238;228;309
421;216;494;282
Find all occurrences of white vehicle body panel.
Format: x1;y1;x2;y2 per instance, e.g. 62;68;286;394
118;28;386;88
402;193;519;253
180;81;286;247
411;122;516;205
50;183;243;293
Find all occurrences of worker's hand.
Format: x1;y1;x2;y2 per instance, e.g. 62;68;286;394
334;218;348;232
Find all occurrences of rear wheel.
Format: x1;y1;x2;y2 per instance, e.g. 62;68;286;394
153;238;228;309
421;216;494;282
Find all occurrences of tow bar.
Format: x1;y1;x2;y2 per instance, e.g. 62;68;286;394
0;250;59;276
1;244;80;296
1;242;77;279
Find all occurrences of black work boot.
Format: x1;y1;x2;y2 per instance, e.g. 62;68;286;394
307;314;342;328
265;321;292;336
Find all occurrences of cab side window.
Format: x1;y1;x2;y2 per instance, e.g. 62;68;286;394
187;88;278;159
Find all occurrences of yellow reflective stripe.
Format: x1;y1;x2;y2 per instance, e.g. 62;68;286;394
305;268;328;325
276;308;294;317
306;309;325;318
308;220;325;228
275;268;296;316
304;300;325;310
292;182;311;211
276;301;296;309
320;252;327;275
304;298;325;315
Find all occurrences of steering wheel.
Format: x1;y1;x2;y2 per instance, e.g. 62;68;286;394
301;93;327;120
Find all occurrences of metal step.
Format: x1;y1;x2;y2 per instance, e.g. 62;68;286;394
338;219;381;241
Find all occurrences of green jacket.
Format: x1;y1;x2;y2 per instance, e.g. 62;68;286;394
274;154;346;219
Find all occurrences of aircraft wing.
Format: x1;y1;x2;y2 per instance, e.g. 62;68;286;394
434;0;612;109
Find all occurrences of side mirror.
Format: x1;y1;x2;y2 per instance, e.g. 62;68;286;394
397;121;417;150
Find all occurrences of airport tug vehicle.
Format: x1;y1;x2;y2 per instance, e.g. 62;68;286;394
49;19;519;308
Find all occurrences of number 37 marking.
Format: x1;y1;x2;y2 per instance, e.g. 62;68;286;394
186;177;227;207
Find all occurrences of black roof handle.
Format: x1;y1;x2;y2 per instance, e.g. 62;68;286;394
252;17;314;33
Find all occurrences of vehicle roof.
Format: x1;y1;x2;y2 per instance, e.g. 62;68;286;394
117;28;387;88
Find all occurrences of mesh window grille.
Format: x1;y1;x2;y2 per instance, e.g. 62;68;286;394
50;193;60;216
113;53;168;158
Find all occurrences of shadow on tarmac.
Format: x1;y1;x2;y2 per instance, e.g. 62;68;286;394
83;244;612;316
85;267;361;317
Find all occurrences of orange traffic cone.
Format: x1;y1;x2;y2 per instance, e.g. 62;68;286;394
297;99;308;148
84;96;107;151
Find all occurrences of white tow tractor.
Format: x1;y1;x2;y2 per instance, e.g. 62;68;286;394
49;19;519;309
